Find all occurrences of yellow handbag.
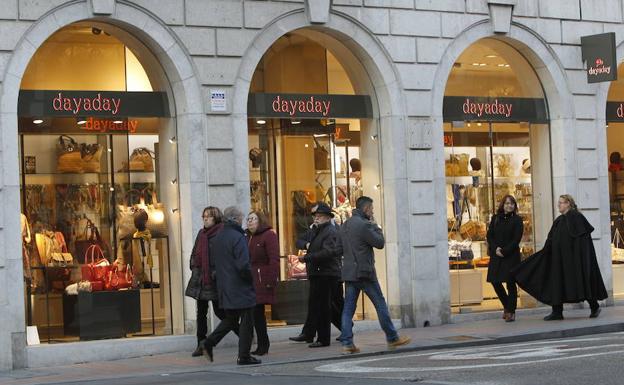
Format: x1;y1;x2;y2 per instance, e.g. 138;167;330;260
129;148;155;172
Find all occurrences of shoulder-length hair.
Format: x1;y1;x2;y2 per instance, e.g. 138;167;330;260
559;194;578;211
202;206;223;224
248;210;271;228
496;195;518;215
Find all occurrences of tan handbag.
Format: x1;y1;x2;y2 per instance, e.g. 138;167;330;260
129;148;155;172
81;144;103;173
117;190;168;240
144;191;167;238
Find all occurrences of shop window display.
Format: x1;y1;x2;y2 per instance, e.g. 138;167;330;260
19;24;176;342
444;39;552;313
605;63;624;298
247;32;379;325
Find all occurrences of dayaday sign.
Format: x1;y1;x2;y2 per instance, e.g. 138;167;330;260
581;32;617;84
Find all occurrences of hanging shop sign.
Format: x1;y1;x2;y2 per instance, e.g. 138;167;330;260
605;102;624;122
443;96;548;123
18;90;170;117
247;93;373;119
581;32;617;84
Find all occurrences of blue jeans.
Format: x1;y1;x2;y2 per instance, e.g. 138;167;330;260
339;280;398;346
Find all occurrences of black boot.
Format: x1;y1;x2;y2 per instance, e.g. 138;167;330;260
237;356;261;365
251;345;269;356
543;312;564;321
289;333;313;343
192;340;204;357
202;340;214;362
590;307;601;318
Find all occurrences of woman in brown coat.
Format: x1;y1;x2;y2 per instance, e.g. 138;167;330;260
246;211;280;356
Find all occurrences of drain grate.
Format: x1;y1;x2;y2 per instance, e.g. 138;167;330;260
438;335;483;342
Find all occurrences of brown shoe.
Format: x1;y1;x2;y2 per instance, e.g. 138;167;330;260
388;335;411;349
502;311;509;320
342;345;360;355
505;313;515;322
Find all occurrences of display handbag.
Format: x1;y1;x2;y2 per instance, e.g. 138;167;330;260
80;143;103;173
81;244;110;285
313;137;331;170
612;228;624;262
287;252;307;279
104;264;133;291
129;147;155;172
117;189;168;240
75;220;110;264
57;135;83;173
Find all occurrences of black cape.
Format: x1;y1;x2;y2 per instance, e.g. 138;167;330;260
511;210;607;305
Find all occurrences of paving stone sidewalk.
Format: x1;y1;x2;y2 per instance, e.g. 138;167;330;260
2;304;623;385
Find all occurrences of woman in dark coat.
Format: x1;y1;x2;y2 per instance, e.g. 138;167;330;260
188;206;225;357
512;194;608;320
246;211;279;356
486;195;523;322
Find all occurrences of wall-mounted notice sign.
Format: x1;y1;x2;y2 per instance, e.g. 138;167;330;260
581;32;617;84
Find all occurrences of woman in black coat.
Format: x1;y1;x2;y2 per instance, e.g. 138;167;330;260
486;195;523;322
512;194;608;320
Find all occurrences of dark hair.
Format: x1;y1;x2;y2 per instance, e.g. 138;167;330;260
248;210;270;228
202;206;223;224
349;158;361;172
133;209;148;228
496;195;518;215
356;196;373;211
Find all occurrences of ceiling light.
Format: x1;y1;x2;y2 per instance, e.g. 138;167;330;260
467;123;471;127
504;64;510;68
477;122;482;127
257;119;266;125
292;119;301;125
77;119;87;125
497;63;506;67
479;63;486;66
33;119;43;124
472;62;480;66
113;120;123;124
485;54;498;58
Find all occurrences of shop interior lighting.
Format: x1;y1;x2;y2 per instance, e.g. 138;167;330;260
77;118;87;125
472;62;480;66
497;63;506;67
170;178;177;185
370;134;378;141
257;119;266;125
479;63;486;66
113;120;123;124
504;64;510;67
374;184;381;190
107;148;112;152
169;136;177;143
485;54;498;58
292;119;301;124
109;187;115;191
304;144;309;148
33;119;43;124
477;122;482;127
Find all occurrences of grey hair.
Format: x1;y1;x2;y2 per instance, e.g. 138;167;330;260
223;206;244;223
559;194;578;211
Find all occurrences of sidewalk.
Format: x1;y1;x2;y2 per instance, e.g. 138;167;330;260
2;304;623;385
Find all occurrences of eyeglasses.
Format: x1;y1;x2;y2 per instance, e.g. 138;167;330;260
202;215;212;219
247;217;258;222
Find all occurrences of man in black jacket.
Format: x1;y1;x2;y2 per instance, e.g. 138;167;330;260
203;206;260;365
339;196;411;354
289;202;343;347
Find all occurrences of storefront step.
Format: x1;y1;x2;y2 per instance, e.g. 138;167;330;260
24;319;401;369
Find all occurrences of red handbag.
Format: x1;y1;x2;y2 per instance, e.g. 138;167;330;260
287;254;307;279
81;245;110;286
75;221;110;264
105;264;133;291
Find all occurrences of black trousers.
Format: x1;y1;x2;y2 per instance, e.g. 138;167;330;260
196;299;227;342
253;304;270;350
491;279;518;313
552;299;599;315
205;307;255;359
301;276;342;344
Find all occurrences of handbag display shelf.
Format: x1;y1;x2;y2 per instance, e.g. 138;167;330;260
272;279;309;325
63;289;140;340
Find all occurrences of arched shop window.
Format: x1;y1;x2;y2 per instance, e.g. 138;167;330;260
443;38;552;313
18;23;178;343
246;31;383;325
605;63;624;299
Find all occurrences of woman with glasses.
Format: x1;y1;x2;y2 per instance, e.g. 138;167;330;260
246;211;279;356
188;206;230;357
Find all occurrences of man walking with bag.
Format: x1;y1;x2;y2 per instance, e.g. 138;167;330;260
339;196;411;354
202;206;259;365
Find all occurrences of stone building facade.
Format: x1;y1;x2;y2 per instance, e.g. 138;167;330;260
0;0;621;370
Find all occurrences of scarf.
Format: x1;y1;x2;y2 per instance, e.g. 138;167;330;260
195;223;223;286
133;229;153;268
